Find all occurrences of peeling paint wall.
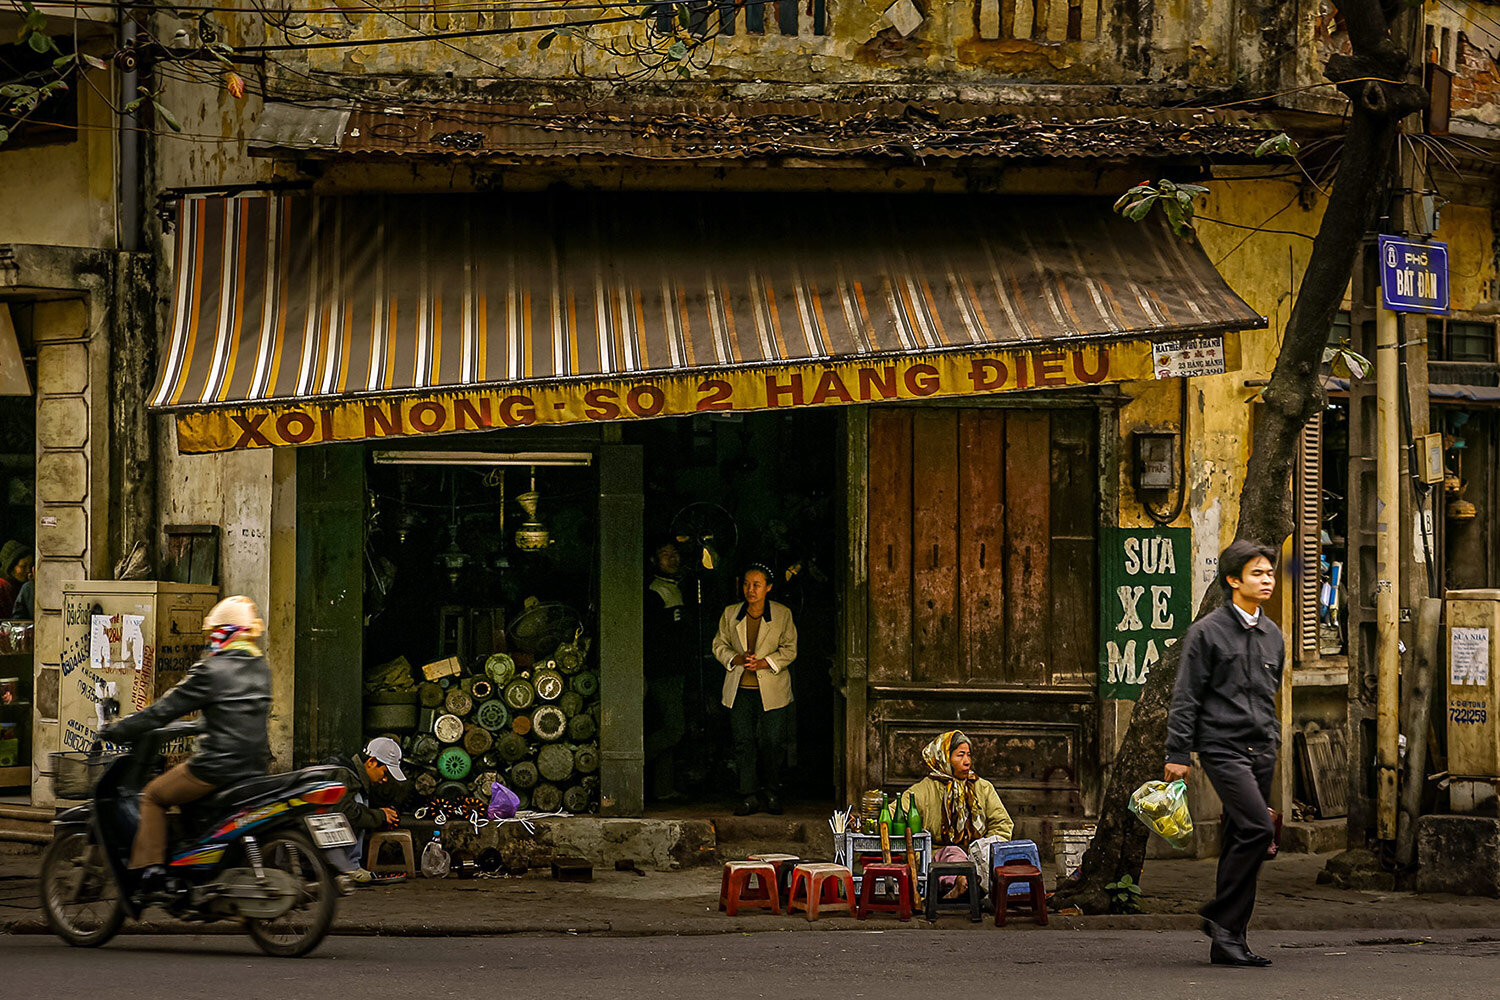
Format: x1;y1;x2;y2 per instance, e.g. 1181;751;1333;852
156;441;297;771
0;72;115;247
246;0;1262;92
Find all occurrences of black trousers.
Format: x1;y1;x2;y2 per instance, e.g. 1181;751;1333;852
728;689;787;796
1198;747;1277;936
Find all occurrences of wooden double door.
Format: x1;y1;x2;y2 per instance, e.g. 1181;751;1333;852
857;405;1101;816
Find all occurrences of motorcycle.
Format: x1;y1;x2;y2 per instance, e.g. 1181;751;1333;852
39;709;357;957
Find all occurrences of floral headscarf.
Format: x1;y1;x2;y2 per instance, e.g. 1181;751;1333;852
208;624;261;656
922;730;982;848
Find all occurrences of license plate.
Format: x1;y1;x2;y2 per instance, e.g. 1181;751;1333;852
305;813;356;849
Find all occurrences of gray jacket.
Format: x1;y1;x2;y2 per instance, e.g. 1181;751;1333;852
1165;604;1284;765
106;647;272;786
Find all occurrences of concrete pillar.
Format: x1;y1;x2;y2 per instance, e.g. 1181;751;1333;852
31;298;110;790
597;444;643;816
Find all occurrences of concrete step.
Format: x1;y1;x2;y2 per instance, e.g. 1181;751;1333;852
0;805;51;823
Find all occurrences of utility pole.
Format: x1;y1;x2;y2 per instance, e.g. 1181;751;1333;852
1375;281;1401;842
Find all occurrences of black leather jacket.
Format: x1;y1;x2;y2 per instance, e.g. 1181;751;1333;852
105;646;272;786
1165;603;1284;765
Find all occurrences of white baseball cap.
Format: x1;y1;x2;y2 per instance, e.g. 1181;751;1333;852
364;736;406;782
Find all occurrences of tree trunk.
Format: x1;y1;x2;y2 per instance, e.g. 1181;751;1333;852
1054;0;1426;914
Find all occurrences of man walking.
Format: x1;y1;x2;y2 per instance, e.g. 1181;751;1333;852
1165;539;1283;967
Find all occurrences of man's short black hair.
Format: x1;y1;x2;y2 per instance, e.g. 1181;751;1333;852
1218;539;1278;595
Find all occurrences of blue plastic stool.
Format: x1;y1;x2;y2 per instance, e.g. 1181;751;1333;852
990;840;1042;897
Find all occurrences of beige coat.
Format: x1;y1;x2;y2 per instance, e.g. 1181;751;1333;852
899;775;1014;846
712;600;797;711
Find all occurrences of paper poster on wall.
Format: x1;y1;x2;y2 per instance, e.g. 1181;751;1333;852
89;615;113;672
121;615;146;671
1452;627;1490;686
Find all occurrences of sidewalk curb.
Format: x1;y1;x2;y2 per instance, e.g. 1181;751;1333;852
6;910;1500;937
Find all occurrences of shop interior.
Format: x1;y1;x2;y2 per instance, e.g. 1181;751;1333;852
0;304;35;794
358;409;840;817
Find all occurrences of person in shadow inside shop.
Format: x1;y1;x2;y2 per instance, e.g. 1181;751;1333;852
1164;539;1283;968
0;541;32;619
644;538;693;803
712;563;797;816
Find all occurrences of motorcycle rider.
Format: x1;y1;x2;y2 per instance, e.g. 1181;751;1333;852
99;595;272;897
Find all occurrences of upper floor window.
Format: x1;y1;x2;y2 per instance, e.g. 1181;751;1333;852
655;0;828;38
1433;318;1498;364
0;39;78;151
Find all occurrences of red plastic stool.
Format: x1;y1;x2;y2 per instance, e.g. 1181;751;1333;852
718;861;781;916
748;853;801;905
787;863;855;920
856;862;914;921
992;864;1048;927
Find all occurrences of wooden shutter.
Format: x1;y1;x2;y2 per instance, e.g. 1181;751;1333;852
1293;411;1323;659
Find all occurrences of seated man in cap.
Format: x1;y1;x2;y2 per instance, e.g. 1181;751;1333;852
899;730;1013;898
326;737;405;885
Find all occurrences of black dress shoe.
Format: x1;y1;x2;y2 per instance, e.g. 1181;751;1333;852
763;793;784;815
1210;939;1272;967
733;796;758;816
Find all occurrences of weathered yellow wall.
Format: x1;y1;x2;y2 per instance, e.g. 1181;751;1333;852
0;71;115;247
1433;202;1495;312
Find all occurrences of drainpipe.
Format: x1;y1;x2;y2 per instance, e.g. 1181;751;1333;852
118;11;140;252
1375;290;1401;842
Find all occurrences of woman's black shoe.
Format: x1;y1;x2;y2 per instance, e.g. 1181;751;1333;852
733;796;759;816
763;793;784;815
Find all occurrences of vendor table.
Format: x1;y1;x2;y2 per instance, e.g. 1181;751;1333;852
839;830;932;894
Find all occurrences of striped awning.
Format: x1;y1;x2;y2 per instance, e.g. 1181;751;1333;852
150;191;1265;451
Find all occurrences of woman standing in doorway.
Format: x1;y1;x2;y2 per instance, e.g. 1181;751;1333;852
713;563;797;816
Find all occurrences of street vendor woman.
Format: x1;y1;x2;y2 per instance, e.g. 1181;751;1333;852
899;730;1013;898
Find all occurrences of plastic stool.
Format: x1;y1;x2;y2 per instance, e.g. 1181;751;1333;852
367;830;416;877
925;861;983;923
992;864;1048;927
989;839;1043;897
718;861;781;916
748;853;801;905
856;862;913;921
787;863;856;920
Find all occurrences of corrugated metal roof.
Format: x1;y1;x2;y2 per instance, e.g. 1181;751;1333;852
248;99;1279;163
149;190;1264;412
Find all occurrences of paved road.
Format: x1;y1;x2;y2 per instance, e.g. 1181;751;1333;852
4;927;1500;998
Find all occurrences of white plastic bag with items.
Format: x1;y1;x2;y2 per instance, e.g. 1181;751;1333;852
1127;779;1195;849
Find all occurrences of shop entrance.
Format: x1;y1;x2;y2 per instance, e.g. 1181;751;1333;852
360;446;602;815
0;304;35;797
629;409;841;811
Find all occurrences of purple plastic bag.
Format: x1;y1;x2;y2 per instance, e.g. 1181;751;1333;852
488;782;520;820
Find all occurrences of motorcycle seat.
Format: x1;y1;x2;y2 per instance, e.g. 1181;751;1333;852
189;765;352;820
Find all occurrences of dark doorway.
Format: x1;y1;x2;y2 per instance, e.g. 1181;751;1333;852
631;410;840;810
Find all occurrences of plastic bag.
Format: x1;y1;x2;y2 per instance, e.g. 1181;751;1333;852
487;781;520;820
1127;779;1194;849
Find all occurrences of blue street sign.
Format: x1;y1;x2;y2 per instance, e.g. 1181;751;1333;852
1378;235;1448;314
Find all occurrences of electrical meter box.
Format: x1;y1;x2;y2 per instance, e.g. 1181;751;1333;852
49;582;219;804
1446;589;1500;813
